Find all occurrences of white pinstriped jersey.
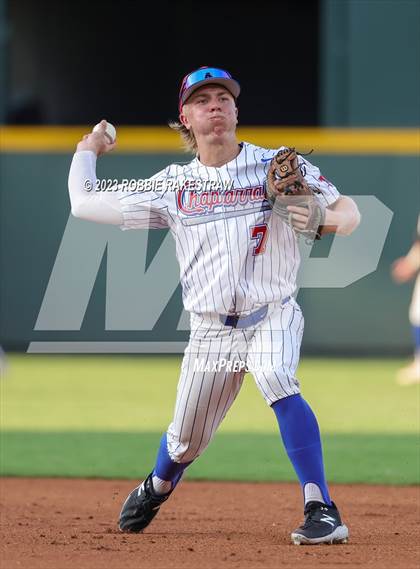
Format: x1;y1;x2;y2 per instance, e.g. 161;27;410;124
118;142;340;315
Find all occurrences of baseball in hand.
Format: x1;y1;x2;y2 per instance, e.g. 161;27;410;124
93;121;117;144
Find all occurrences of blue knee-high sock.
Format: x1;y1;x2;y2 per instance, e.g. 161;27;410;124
272;394;331;505
152;433;191;489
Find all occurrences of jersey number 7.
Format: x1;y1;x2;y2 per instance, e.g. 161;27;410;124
250;223;268;256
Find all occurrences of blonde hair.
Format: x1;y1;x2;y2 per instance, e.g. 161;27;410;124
168;120;197;154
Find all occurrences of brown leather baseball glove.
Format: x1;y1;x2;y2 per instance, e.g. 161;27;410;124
265;147;325;241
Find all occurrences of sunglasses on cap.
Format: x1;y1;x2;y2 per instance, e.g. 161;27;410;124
178;67;241;112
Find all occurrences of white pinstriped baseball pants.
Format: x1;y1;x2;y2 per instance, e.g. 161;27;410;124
166;298;304;464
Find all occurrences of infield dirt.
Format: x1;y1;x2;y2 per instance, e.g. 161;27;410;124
1;478;419;569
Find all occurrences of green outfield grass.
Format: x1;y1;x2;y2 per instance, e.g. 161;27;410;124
1;355;419;484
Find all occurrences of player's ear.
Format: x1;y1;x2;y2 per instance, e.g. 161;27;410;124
179;109;191;130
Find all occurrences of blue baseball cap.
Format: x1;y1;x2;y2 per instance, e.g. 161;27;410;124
179;66;241;112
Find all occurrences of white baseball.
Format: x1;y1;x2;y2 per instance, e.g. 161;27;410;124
93;121;117;144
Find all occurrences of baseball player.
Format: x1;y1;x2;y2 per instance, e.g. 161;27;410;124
391;213;420;385
68;66;361;545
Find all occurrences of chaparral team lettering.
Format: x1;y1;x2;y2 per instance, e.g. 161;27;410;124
177;185;266;215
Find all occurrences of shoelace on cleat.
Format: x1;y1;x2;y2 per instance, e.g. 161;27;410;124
301;503;334;529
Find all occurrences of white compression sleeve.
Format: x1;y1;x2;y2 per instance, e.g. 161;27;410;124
68;150;123;225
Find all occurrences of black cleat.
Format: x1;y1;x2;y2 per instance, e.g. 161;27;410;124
291;501;349;545
119;473;171;533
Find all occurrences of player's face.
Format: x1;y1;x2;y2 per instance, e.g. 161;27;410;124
180;85;238;137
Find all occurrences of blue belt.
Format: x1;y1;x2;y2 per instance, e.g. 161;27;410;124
219;297;290;328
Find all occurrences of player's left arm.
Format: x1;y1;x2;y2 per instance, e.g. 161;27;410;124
319;196;361;236
287;196;360;236
286;155;361;236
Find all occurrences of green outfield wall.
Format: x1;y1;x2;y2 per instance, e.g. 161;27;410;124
321;0;420;126
0;128;419;354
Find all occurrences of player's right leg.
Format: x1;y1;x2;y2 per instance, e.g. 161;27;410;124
119;315;246;533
